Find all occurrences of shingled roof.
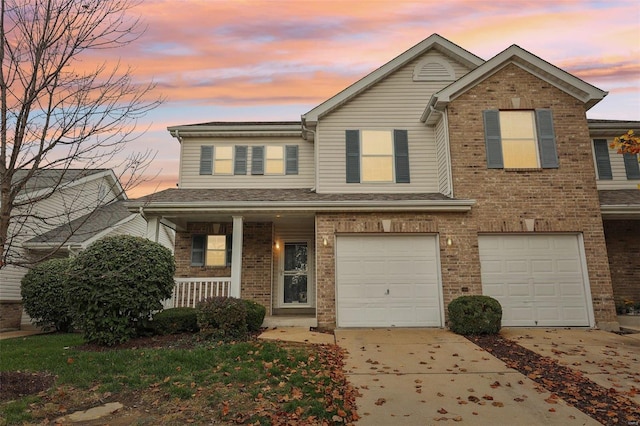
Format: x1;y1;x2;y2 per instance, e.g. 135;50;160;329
24;201;135;246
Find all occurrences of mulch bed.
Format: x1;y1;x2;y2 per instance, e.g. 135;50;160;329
0;371;56;401
469;334;640;426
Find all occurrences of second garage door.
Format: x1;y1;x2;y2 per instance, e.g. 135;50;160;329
479;234;592;327
336;235;442;327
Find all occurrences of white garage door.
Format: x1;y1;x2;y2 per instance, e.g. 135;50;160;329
479;234;591;327
336;235;442;327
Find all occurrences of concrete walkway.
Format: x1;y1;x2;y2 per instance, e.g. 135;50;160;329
335;328;598;425
0;330;44;340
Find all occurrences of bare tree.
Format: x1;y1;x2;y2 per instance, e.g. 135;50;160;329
1;0;161;267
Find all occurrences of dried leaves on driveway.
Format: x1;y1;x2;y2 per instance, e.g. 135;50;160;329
469;334;640;425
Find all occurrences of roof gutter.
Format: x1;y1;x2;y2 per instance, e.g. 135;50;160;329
126;199;476;213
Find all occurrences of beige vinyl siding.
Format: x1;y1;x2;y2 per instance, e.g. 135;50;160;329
594;139;640;190
316;50;471;193
435;115;451;196
179;137;314;189
0;176;115;302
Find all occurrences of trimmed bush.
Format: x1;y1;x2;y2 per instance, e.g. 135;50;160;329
150;308;199;335
448;295;502;335
243;299;266;332
67;235;175;346
21;258;74;332
196;297;247;338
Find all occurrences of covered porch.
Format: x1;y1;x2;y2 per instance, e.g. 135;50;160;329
144;209;318;328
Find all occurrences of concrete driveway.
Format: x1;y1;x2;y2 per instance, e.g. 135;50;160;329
335;328;598;425
501;328;640;406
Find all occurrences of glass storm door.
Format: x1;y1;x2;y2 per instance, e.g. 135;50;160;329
283;242;308;305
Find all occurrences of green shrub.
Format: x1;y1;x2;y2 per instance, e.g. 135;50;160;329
448;295;502;335
21;258;74;332
243;299;266;332
196;297;247;338
151;308;199;335
67;235;175;346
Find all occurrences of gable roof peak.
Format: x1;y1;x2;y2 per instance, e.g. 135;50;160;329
422;43;607;124
302;34;485;125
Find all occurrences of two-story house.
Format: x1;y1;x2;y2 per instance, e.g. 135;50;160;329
0;169;175;330
131;34;639;331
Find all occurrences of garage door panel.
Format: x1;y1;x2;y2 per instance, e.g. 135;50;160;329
479;234;590;327
336;236;441;327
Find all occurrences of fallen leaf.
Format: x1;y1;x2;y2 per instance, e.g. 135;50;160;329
437;408;448;414
375;398;386;406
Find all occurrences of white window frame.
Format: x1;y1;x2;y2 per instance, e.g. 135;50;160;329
213;146;234;175
499;111;540;169
361;130;395;183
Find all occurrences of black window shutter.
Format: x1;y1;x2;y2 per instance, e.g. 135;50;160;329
199;146;213;175
251;146;264;175
593;139;612;180
234;146;247;175
226;234;233;266
191;235;205;266
394;129;410;183
483;110;503;168
285;145;299;175
345;130;360;183
623;153;640;179
535;109;559;168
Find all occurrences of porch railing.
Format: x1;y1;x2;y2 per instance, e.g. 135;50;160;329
163;277;231;309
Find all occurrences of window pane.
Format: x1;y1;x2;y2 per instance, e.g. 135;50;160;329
206;251;226;266
362;157;393;182
266;159;284;174
215;159;233;174
362;130;393;155
500;111;536;139
208;235;226;250
502;139;539;168
216;146;233;160
284;275;308;303
284;243;307;271
266;146;283;160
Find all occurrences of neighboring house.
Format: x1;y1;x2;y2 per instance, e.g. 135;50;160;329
0;169;175;330
129;34;639;331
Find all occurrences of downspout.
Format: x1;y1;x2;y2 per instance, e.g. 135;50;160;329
441;108;454;199
301;120;318;192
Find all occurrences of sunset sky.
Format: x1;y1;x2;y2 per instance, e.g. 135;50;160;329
106;0;640;197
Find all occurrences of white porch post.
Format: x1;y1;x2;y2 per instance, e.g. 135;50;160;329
230;216;244;298
145;216;160;242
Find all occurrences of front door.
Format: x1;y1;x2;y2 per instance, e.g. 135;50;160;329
282;242;309;306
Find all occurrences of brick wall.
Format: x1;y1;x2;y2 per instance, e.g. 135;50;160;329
0;301;22;330
604;220;640;304
446;63;617;328
240;222;273;309
174;221;272;309
316;212;477;329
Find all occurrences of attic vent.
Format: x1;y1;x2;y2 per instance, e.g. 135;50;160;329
413;58;455;81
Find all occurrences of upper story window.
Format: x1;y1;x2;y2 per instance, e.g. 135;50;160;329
483;109;558;169
251;145;298;175
594;138;640;180
345;129;410;184
199;145;298;176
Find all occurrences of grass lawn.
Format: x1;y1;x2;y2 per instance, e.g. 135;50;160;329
0;333;358;425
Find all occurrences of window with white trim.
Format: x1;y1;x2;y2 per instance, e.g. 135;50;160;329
191;235;232;267
483;109;558;169
345;129;410;183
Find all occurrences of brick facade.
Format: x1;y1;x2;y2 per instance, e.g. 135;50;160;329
446;64;617;329
315;212;477;329
0;301;22;330
604;220;640;304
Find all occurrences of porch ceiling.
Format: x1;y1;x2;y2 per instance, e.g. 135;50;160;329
599;189;640;220
163;212;315;231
